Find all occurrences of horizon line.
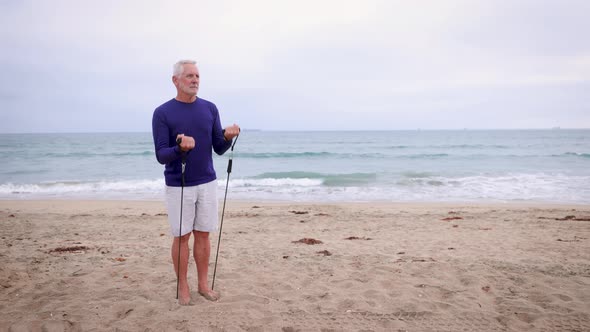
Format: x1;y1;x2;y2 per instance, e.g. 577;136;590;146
1;127;589;134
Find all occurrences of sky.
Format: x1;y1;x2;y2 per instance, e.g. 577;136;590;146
0;0;589;133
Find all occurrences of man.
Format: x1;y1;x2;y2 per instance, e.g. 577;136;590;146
152;59;240;305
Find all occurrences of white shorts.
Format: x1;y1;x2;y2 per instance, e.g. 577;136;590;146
165;180;219;236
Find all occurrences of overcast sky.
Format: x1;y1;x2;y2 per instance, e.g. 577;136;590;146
1;0;589;133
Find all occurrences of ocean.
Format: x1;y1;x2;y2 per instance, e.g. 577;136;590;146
1;130;589;203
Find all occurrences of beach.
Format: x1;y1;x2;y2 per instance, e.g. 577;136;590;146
1;200;588;331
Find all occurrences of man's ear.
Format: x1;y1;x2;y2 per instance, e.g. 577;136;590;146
172;76;178;86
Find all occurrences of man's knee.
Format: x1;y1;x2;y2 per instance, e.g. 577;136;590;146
193;230;210;238
177;232;192;242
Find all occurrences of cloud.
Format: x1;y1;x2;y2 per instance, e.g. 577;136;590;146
0;0;589;132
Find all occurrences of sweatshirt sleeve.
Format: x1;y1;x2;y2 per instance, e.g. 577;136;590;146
211;104;233;156
152;108;181;165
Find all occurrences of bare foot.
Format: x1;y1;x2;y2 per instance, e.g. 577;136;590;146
178;294;193;306
198;289;220;301
178;284;192;305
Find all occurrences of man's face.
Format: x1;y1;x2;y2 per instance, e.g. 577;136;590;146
174;64;200;96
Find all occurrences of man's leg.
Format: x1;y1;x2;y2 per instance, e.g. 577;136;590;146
193;230;218;300
172;233;192;305
192;180;220;301
165;185;198;305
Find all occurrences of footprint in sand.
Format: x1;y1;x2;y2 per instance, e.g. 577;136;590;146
222;294;270;304
116;308;134;319
554;293;573;302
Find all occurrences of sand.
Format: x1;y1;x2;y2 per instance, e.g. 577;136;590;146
0;200;589;332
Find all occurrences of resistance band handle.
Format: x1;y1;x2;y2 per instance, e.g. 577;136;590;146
227;159;233;174
176;135;186;176
176;135;189;161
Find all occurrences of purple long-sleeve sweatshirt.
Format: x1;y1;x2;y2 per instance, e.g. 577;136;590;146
152;98;232;187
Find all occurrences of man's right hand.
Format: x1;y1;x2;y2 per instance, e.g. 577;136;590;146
176;134;195;152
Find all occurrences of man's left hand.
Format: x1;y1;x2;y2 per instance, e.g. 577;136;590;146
223;124;240;141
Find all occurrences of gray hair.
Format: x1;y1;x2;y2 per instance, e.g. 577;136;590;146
173;60;197;77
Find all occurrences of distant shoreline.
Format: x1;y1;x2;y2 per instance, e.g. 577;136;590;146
1;128;589;135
